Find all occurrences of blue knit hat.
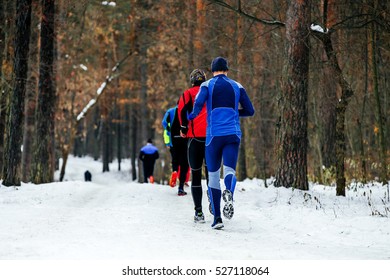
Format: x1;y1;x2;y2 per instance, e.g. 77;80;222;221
211;57;229;72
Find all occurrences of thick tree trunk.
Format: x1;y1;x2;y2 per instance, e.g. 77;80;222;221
22;1;40;182
0;0;7;177
0;0;16;179
0;0;5;74
31;0;56;184
275;0;310;190
2;0;32;186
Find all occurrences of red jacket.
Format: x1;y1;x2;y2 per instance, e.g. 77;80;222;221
177;86;207;138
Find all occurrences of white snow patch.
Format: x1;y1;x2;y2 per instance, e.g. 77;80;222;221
0;156;389;260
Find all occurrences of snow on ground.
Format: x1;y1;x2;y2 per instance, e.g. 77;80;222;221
0;156;389;260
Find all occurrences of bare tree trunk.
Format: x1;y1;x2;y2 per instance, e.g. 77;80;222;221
0;0;5;78
116;92;122;171
129;0;137;181
313;31;353;196
22;1;40;182
101;113;110;172
112;31;122;171
59;146;70;182
93;108;100;160
130;104;138;181
0;0;9;177
275;0;310;190
59;93;76;182
335;99;349;196
2;0;32;186
100;50;110;173
357;118;367;183
371;19;388;184
316;0;354;195
318;49;337;169
31;0;56;184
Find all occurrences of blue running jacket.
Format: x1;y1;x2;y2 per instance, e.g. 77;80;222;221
189;74;254;144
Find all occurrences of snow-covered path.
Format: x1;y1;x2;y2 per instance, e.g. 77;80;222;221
0;156;389;260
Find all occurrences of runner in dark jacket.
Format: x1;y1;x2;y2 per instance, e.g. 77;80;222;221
162;106;189;196
139;139;159;183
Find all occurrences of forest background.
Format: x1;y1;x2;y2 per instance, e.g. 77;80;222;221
0;0;389;195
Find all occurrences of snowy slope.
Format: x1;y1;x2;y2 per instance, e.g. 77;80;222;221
0;156;389;260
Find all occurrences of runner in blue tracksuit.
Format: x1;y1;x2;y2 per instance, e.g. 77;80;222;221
188;57;254;229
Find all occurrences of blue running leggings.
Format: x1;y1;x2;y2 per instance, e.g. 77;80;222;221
206;135;240;217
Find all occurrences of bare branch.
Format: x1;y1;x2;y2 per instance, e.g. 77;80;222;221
330;13;373;30
75;50;135;123
207;0;285;27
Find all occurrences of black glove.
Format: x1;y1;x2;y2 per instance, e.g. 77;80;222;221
180;125;188;135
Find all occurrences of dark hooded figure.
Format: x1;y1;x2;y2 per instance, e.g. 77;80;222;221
139;138;159;183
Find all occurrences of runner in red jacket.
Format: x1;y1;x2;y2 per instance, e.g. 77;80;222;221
177;69;209;223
